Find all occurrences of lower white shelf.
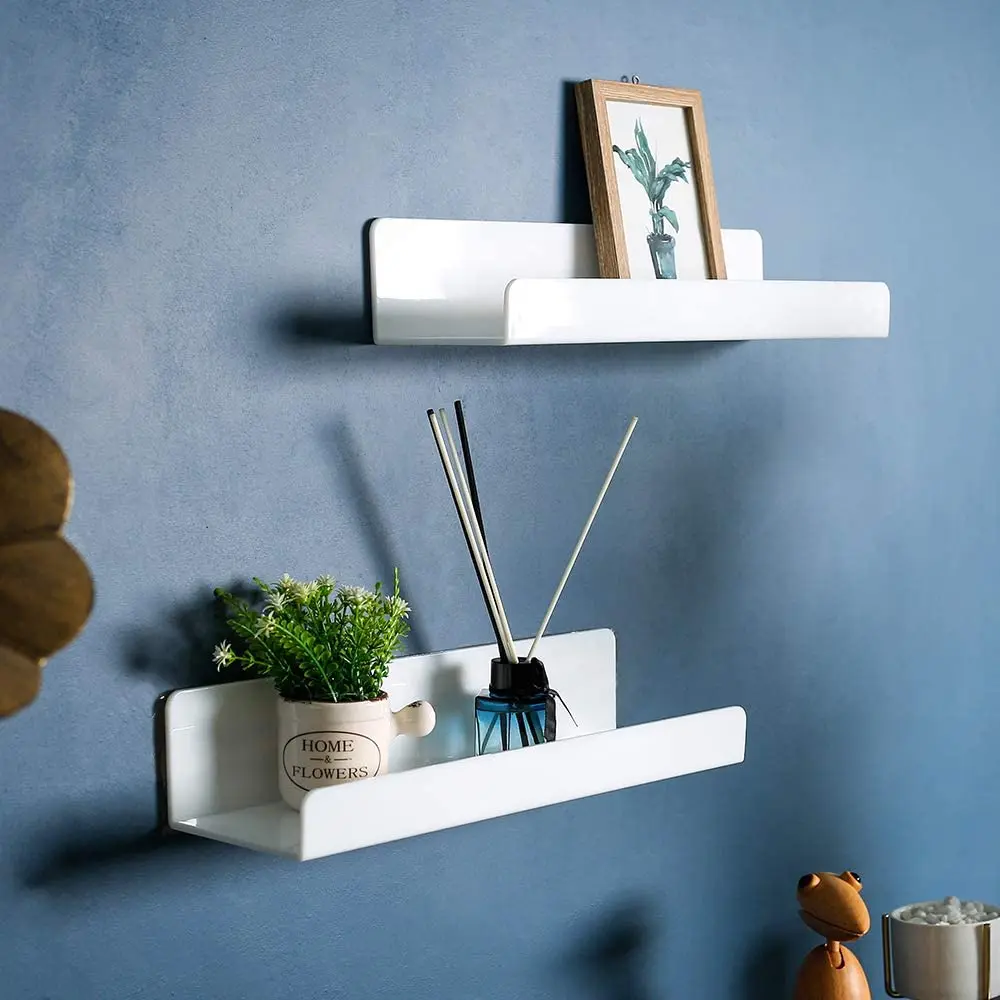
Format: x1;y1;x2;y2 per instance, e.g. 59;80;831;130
370;218;890;345
164;629;747;861
174;710;746;860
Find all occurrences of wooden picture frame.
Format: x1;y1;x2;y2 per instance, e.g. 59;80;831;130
575;79;726;280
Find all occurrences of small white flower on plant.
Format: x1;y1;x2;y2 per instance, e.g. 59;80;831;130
388;596;410;616
213;640;235;669
292;580;317;601
254;615;277;638
276;573;296;593
266;590;287;611
341;585;373;607
315;574;335;589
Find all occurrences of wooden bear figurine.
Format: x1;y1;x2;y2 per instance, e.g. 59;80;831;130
794;871;872;1000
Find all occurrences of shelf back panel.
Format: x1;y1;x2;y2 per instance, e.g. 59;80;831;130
165;628;616;824
370;218;762;345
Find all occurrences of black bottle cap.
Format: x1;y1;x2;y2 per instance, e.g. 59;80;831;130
489;656;549;698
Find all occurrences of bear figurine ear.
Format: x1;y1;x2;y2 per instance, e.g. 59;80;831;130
840;871;863;891
798;873;821;892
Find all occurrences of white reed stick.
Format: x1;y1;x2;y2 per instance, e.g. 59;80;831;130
526;416;638;661
439;409;520;662
428;410;519;664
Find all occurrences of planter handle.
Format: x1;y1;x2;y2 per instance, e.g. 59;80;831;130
391;700;436;739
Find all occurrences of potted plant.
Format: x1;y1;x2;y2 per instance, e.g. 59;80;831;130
214;570;435;810
613;119;691;279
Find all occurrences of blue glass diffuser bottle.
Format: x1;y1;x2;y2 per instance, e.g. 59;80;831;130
475;656;555;755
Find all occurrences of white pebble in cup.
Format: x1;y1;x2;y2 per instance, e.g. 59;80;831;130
898;896;1000;926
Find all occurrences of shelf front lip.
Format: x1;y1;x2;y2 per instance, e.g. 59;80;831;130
503;278;891;345
168;706;747;861
298;705;745;859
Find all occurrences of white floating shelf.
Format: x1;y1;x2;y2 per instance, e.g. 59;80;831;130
370;218;890;345
164;629;746;861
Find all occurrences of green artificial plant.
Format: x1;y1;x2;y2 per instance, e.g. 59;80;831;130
213;571;410;702
613;119;690;236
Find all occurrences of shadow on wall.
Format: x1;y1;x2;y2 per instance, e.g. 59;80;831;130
271;221;374;348
21;814;228;894
560;77;593;225
565;897;659;1000
560;896;794;1000
741;933;795;1000
320;417;432;655
123;578;258;692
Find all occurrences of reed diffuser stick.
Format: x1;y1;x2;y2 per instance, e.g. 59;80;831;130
455;401;487;546
453;399;505;654
427;410;518;664
439;409;519;662
526;416;638;661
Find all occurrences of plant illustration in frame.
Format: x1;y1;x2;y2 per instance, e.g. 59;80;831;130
613;119;691;278
575;79;726;281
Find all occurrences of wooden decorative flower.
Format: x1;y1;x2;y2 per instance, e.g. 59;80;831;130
0;409;93;717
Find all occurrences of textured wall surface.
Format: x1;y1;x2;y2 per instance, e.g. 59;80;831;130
3;2;1000;998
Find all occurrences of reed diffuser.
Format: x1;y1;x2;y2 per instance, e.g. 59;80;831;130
427;400;637;755
475;655;554;754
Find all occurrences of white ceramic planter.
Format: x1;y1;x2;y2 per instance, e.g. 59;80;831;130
277;694;435;810
884;907;1000;1000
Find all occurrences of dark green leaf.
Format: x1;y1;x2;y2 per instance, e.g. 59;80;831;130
655;159;690;185
654;206;680;232
613;144;651;191
651;176;671;203
634;120;656;183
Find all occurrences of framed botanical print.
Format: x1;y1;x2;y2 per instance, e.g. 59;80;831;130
575;79;726;280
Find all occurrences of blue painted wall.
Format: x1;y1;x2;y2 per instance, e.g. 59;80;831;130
3;1;1000;997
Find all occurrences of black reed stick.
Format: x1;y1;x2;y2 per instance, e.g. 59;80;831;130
426;408;507;662
453;399;506;656
455;400;490;551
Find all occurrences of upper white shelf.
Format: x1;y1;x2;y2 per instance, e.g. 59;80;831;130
369;218;890;345
164;629;747;861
